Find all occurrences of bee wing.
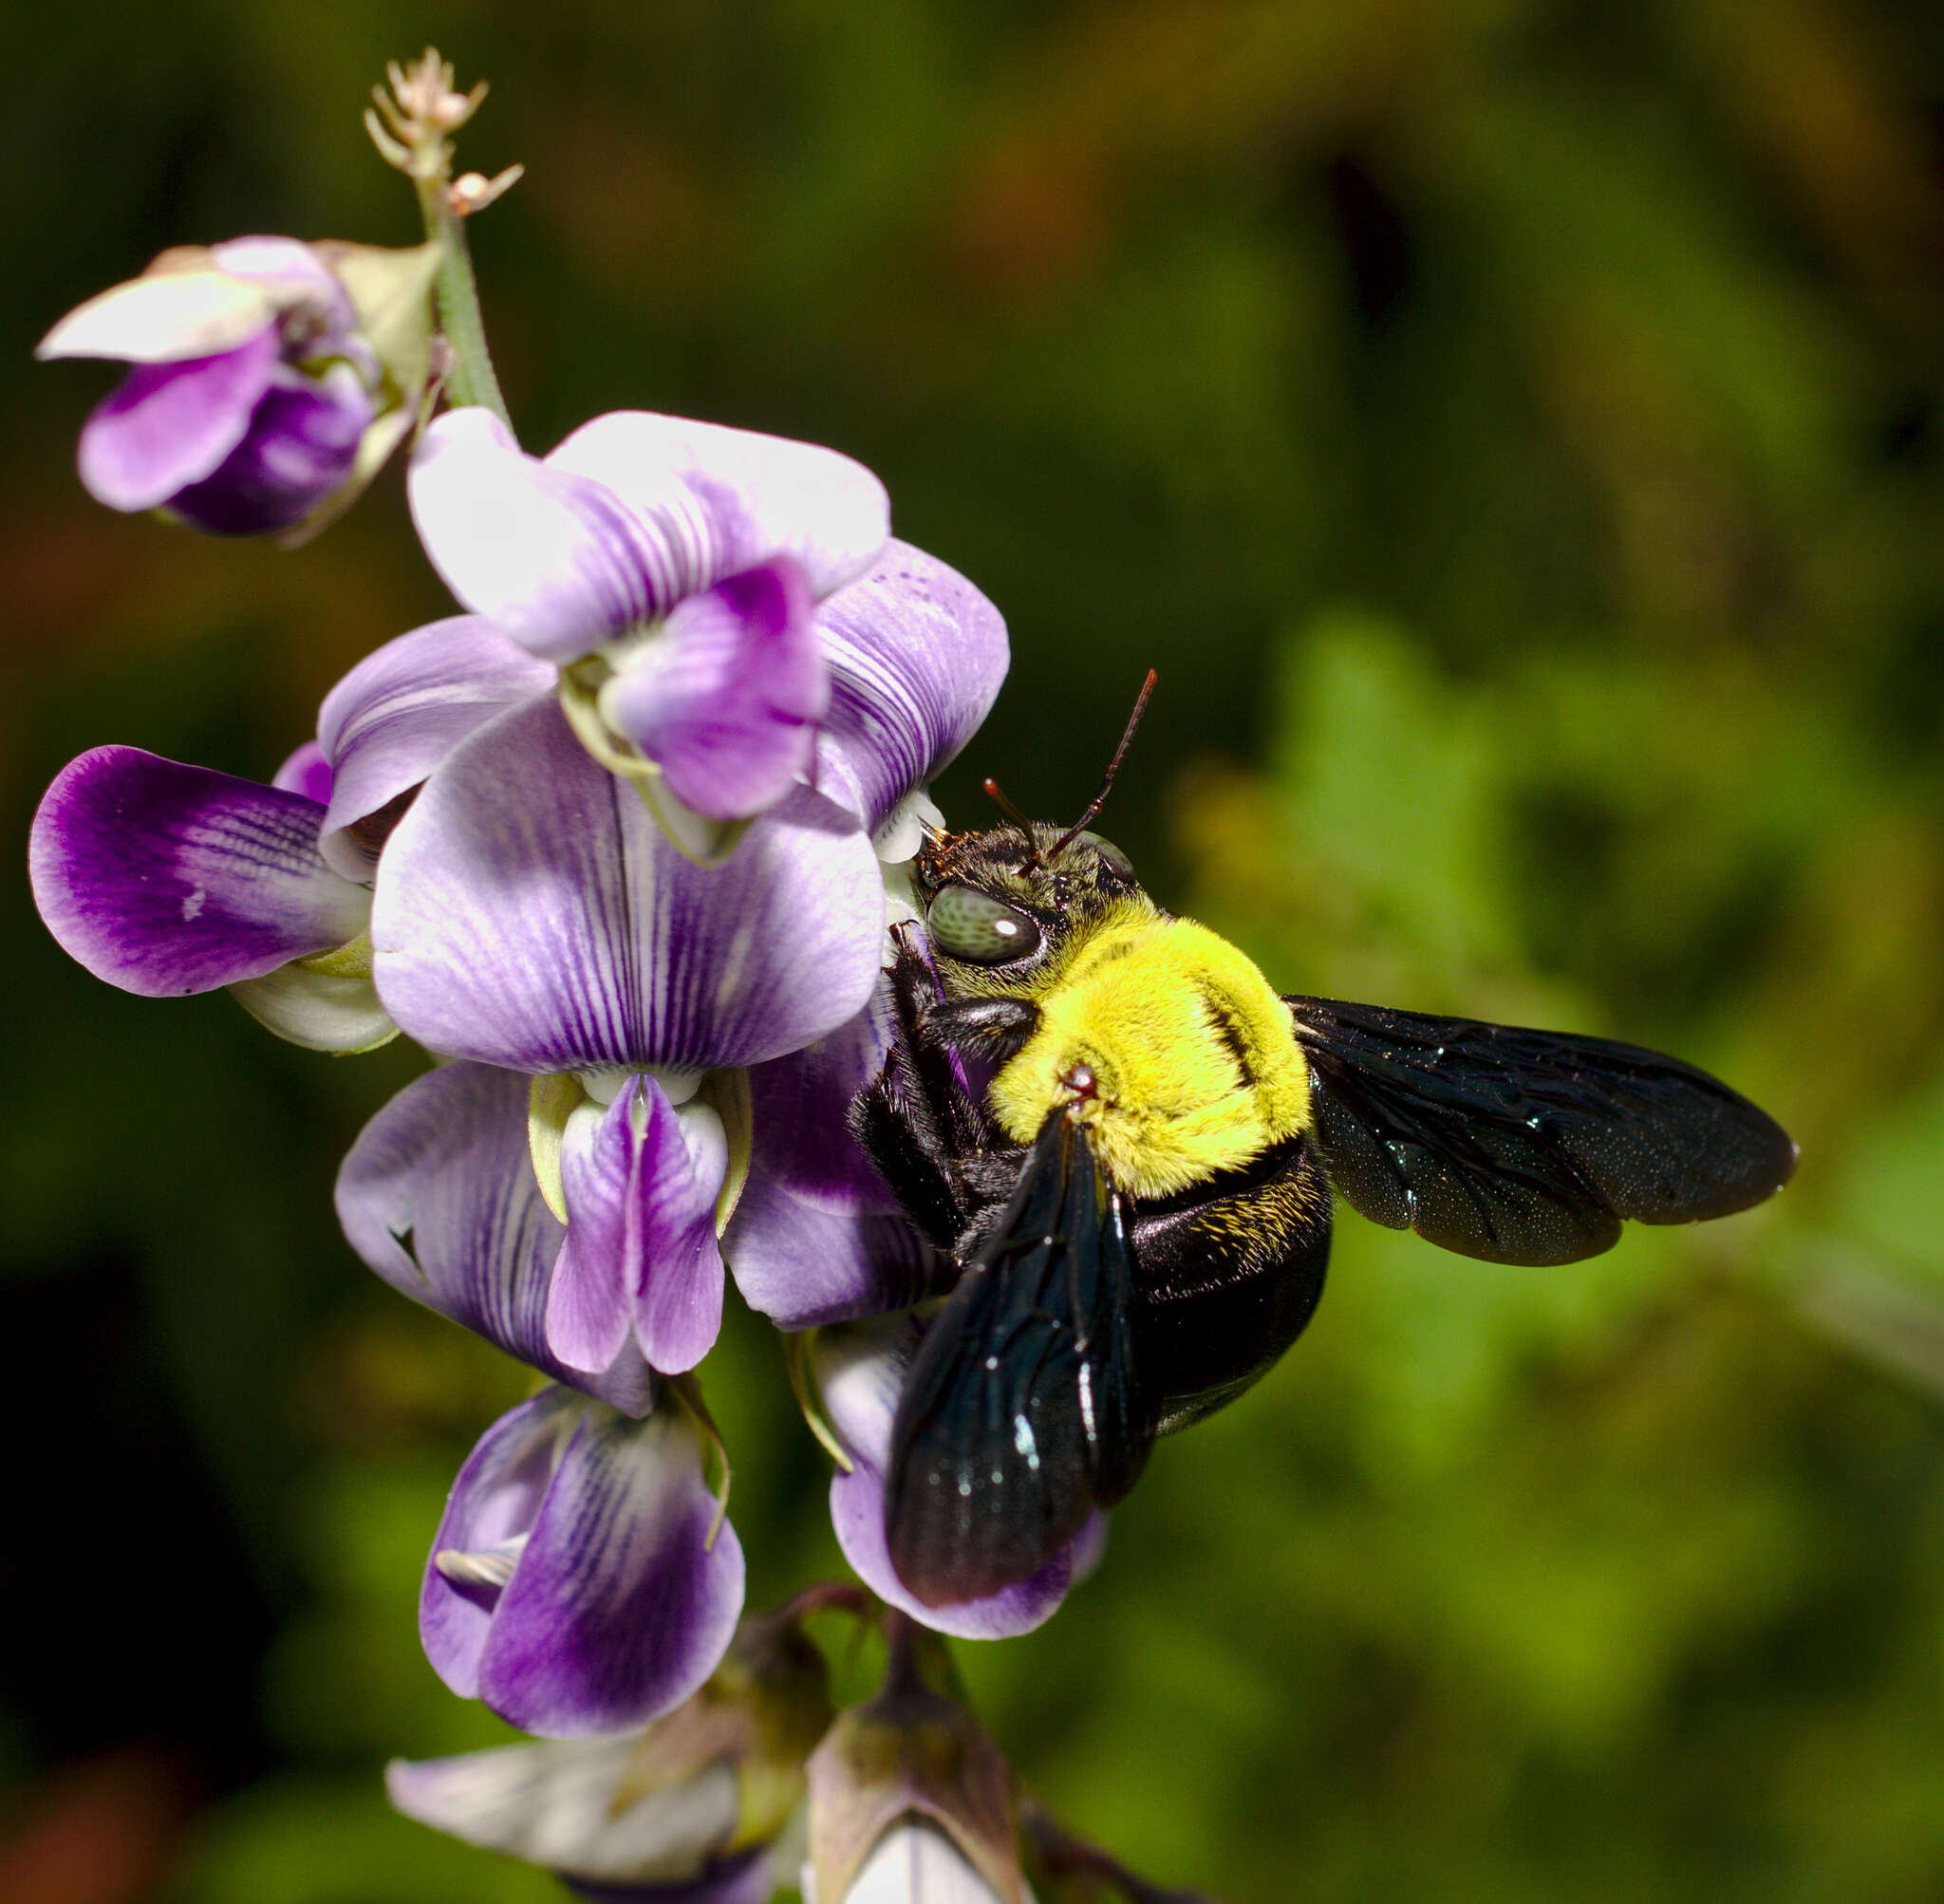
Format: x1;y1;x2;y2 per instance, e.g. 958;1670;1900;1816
1284;996;1798;1266
887;1110;1154;1608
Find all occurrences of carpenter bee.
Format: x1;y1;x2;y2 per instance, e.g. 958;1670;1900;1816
849;676;1798;1609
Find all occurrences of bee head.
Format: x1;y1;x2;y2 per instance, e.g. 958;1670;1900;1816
913;825;1146;981
915;668;1157;983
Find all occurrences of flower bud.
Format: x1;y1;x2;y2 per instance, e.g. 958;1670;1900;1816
38;235;439;540
804;1636;1022;1904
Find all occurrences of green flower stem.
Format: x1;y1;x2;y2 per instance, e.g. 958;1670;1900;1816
415;175;511;429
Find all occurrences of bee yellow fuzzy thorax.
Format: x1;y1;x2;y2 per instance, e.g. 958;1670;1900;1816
986;916;1311;1200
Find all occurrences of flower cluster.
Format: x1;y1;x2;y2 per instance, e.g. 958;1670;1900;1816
30;53;1194;1902
28;386;1084;1715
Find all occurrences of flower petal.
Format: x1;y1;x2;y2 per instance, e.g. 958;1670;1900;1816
746;988;896;1206
725;993;941;1327
840;1821;1008;1904
421;1388;584;1699
371;697;884;1072
551;411;889;603
816;1318;1076;1640
336;1062;655;1413
37;268;276;363
726;1170;937;1330
229;960;396;1054
76;330;278;512
409;408;688;662
209;234;358;331
165;361;373;536
479;1406;746;1735
812;543;1009;834
30;746;370;996
272;739;334;804
600;559;827;822
551;1080;729;1376
315;614;553;879
386;1734;740;1885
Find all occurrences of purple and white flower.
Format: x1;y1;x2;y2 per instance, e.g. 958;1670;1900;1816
346;541;1006;1374
407;405;907;847
336;1059;656;1411
28;742;390;1053
38;236;438;538
812;1316;1090;1641
422;1384;744;1736
361;693;887;1374
27;613;550;1054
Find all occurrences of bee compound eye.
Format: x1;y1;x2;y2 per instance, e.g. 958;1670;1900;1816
926;884;1044;964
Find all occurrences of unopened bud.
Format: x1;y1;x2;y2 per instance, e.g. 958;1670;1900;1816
805;1636;1022;1904
450;164;525;216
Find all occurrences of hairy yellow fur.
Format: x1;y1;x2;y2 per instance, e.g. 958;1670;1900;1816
986;916;1312;1199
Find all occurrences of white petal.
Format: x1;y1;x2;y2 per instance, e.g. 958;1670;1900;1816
38;270;275;363
844;1821;1009;1904
227;960;397;1054
387;1735;740;1883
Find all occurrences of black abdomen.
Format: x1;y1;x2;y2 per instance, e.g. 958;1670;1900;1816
1129;1139;1333;1431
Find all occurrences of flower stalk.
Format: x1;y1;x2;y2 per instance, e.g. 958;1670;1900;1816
366;48;514;428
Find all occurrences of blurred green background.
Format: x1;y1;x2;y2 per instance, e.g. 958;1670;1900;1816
5;1;1944;1899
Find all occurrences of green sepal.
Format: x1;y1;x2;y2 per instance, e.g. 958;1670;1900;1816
527;1072;583;1223
699;1068;754;1237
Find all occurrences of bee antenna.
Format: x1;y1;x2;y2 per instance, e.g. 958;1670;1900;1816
981;776;1042;867
1048;667;1156;862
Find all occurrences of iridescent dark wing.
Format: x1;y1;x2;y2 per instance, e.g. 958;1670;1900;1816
1284;997;1798;1266
886;1110;1154;1608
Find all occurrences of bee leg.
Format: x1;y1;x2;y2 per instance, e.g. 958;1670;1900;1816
848;935;987;1250
926;995;1040;1066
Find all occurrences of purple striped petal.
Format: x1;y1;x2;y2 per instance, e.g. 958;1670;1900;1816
815;1319;1076;1640
812;543;1009;834
748;988;896;1205
551;411;889;604
30;746;370;996
551;1079;728;1377
409;409;679;663
370;697;884;1072
600;560;827;822
76;328;278;512
409;408;889;664
473;1402;746;1735
336;1062;655;1413
315;615;553;879
421;1387;582;1699
725;992;941;1326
